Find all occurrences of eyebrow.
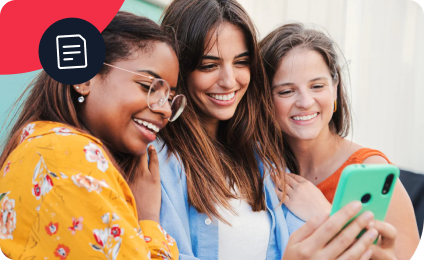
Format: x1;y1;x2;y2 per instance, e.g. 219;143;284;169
136;70;177;89
272;77;329;89
272;82;294;89
201;51;250;61
137;70;162;79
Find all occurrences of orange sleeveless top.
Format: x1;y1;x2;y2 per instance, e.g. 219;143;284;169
316;148;392;203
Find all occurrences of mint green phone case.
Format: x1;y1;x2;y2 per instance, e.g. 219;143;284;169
330;164;399;241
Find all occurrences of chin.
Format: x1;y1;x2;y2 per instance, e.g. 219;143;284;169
126;143;148;156
293;132;320;141
212;110;237;121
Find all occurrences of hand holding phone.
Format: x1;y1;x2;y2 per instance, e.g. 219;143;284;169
330;164;399;242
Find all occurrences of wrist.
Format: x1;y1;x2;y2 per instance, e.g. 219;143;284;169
138;213;160;223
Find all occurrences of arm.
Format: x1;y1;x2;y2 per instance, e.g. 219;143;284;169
16;134;177;260
20;178;177;260
363;156;420;260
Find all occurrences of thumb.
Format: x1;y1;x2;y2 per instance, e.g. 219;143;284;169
140;148;149;172
291;213;328;243
148;145;159;179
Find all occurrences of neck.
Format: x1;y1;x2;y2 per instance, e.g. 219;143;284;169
201;117;220;138
288;127;343;180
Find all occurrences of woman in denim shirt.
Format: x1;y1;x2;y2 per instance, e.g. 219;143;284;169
148;0;382;259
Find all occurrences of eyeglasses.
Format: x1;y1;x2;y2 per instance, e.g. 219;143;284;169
103;63;186;122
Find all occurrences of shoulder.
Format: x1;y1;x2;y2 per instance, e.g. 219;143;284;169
17;121;103;154
19;121;102;148
5;121;123;190
342;139;390;164
362;155;389;164
1;122;132;220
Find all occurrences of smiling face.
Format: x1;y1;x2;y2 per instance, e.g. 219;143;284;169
186;22;250;123
272;48;338;141
78;42;179;155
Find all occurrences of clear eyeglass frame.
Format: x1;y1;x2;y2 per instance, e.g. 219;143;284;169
103;62;186;122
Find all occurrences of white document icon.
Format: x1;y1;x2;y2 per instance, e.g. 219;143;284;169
56;34;88;69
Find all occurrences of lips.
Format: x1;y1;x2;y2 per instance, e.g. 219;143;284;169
206;91;237;106
132;118;160;133
291;112;319;121
132;117;162;143
207;91;235;101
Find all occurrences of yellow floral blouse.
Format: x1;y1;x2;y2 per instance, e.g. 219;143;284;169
0;121;178;260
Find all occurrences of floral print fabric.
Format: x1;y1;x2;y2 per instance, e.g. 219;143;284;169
0;121;178;260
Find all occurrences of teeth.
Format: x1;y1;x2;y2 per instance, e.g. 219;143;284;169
133;118;159;133
292;113;318;121
209;92;235;101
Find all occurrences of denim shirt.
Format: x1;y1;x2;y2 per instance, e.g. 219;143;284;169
153;141;305;260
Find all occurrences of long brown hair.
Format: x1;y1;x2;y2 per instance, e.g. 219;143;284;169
260;23;352;175
0;11;177;181
160;0;286;222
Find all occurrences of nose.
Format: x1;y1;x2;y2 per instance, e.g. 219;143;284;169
217;65;237;89
295;89;315;109
151;100;172;120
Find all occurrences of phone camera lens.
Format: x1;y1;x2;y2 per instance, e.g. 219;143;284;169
361;193;371;203
381;174;395;195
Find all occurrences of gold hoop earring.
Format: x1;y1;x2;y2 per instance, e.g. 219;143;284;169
333;100;337;113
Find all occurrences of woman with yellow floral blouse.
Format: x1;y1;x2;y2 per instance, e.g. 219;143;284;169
0;11;185;260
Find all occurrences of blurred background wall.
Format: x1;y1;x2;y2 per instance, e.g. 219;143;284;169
237;0;424;176
1;0;423;175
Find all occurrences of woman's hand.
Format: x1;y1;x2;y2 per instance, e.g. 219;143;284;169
276;173;332;221
369;221;397;260
129;145;161;223
282;201;378;260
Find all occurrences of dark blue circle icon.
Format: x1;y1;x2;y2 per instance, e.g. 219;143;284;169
39;18;105;85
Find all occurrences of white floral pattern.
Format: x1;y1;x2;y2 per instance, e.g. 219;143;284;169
20;123;35;143
32;155;60;204
51;127;74;136
84;142;109;172
90;213;123;260
72;173;109;193
157;225;176;246
0;192;16;240
3;161;10;177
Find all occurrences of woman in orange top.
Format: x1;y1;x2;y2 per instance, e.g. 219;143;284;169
260;23;419;260
0;12;185;260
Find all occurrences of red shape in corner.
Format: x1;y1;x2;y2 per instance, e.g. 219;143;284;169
0;0;125;75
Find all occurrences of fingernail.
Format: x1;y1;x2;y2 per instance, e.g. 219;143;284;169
363;211;374;220
351;201;362;210
368;229;378;239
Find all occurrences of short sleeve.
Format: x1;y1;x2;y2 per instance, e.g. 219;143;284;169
0;124;178;260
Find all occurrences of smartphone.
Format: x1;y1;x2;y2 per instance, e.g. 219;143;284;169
330;164;399;242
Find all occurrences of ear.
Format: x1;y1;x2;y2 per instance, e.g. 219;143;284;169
333;77;339;101
73;81;91;96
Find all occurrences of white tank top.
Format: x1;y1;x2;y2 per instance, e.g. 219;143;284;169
217;187;271;260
